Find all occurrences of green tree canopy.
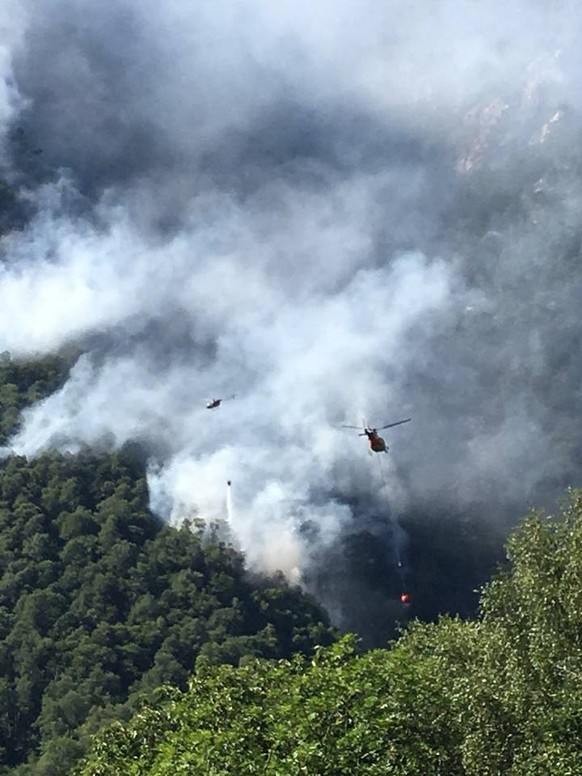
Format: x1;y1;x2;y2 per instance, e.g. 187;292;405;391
0;450;334;775
0;356;70;444
76;489;582;776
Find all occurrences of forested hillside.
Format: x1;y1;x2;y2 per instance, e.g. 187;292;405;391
0;360;335;775
76;490;582;776
0;356;69;445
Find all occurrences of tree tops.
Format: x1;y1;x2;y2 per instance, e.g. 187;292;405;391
77;490;582;776
0;355;69;444
0;448;334;775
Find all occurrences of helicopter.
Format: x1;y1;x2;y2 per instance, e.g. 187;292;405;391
206;394;236;410
342;418;411;453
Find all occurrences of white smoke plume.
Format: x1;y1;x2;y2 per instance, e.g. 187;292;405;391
1;0;582;629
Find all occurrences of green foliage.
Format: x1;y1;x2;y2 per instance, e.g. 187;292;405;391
75;636;461;776
0;356;69;444
77;490;582;776
4;354;582;775
0;448;334;775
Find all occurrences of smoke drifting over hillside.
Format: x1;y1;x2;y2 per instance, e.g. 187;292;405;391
2;0;582;636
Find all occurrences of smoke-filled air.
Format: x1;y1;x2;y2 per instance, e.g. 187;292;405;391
1;0;582;636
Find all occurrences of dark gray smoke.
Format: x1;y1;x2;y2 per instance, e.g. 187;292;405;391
1;0;582;638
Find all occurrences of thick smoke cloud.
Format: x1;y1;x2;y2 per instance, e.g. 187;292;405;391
2;0;582;637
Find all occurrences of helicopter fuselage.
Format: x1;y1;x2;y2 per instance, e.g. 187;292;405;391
365;429;388;453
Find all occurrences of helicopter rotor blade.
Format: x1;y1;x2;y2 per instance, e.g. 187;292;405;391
378;418;411;430
341;425;364;430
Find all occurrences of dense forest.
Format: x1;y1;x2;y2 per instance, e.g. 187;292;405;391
0;355;70;446
76;491;582;775
0;358;335;775
2;352;581;776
